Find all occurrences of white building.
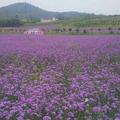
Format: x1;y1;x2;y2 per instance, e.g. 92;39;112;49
41;17;58;23
24;28;44;35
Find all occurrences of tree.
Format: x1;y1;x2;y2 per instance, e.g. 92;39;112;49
83;29;87;34
76;28;79;33
68;28;72;32
98;28;101;31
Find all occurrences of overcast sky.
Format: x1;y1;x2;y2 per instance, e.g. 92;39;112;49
0;0;120;15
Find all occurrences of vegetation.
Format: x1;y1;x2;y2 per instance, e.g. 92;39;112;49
0;19;23;27
55;15;120;28
0;35;120;119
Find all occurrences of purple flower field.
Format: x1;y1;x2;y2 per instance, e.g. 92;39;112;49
0;35;120;120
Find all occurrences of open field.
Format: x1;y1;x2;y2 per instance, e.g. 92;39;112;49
0;35;120;120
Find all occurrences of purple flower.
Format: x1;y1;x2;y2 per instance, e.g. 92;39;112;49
0;35;120;119
93;107;102;112
115;117;120;120
78;102;85;111
43;116;51;120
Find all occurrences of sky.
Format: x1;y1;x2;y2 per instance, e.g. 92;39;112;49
0;0;120;15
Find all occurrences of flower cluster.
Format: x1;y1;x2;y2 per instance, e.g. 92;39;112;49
0;35;120;120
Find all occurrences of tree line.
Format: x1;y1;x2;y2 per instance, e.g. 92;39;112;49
0;19;23;27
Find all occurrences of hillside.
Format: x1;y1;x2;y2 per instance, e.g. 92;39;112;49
0;3;92;20
56;15;120;28
0;3;57;20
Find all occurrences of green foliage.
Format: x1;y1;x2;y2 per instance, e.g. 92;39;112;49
98;93;108;106
37;63;46;72
77;111;85;120
107;109;118;119
57;15;120;28
92;112;103;120
8;95;19;101
0;19;23;27
0;93;4;99
31;74;39;80
109;55;120;64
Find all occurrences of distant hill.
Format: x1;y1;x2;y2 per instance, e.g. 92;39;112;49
0;3;94;20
